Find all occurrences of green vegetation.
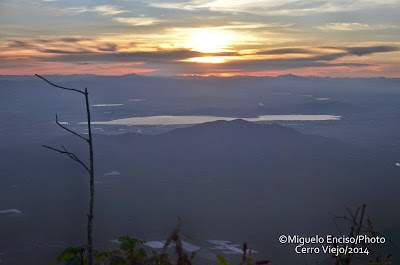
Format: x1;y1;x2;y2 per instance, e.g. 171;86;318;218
57;236;172;265
56;232;270;265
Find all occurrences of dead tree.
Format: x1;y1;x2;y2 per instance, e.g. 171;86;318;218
330;204;397;264
35;74;95;265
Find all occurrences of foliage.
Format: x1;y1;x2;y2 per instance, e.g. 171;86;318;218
57;204;398;265
216;242;270;265
57;236;272;265
57;235;173;265
163;217;196;265
57;220;271;265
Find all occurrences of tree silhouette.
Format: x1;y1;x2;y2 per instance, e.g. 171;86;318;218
35;74;95;265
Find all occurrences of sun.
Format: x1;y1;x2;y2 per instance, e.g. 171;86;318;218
185;29;233;53
183;56;231;63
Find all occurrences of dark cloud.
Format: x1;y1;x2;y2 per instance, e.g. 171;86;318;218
253;46;399;69
43;49;204;63
312;53;348;61
41;49;92;54
209;51;241;56
7;40;36;49
145;54;371;75
32;37;93;44
97;43;118;52
345;45;399;56
257;48;316;55
58;37;93;43
256;49;349;62
257;45;399;58
6;39;396;75
37;45;374;74
5;37;119;55
5;37;97;51
33;39;54;44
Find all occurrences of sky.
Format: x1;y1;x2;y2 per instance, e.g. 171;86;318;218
0;0;399;77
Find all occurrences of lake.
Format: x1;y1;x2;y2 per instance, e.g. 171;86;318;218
88;115;341;126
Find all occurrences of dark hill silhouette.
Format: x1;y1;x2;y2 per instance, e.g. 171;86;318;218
85;119;398;239
169;118;298;131
88;119;389;188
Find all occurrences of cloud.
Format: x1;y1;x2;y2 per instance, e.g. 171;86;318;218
257;48;316;55
141;50;372;75
148;0;295;12
157;44;399;74
216;22;286;30
1;30;399;77
41;49;92;54
3;36;124;52
257;45;399;59
7;40;36;49
316;23;399;31
57;37;93;43
146;57;372;76
64;6;91;15
5;37;93;49
312;53;348;61
0;0;398;77
65;5;127;16
93;5;127;15
43;49;204;63
345;46;400;56
113;17;163;26
8;40;396;73
97;43;118;52
147;0;399;16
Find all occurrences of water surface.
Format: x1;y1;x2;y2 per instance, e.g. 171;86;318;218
88;115;341;126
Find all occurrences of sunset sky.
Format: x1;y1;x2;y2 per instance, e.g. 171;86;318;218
1;0;399;77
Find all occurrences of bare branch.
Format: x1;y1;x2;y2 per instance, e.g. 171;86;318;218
35;74;86;95
42;144;90;173
330;213;373;233
56;115;89;142
356;204;366;235
332;217;343;234
329;212;400;249
37;73;95;265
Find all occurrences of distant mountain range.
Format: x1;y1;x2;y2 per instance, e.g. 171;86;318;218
1;73;398;81
2;72;400;151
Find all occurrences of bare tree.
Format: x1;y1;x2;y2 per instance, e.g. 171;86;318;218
35;74;95;265
330;204;397;264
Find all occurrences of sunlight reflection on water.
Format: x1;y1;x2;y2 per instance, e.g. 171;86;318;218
86;115;341;126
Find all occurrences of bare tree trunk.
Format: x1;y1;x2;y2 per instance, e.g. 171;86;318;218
85;88;95;265
36;75;95;265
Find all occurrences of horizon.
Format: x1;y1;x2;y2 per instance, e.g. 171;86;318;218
0;72;398;79
1;1;399;78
